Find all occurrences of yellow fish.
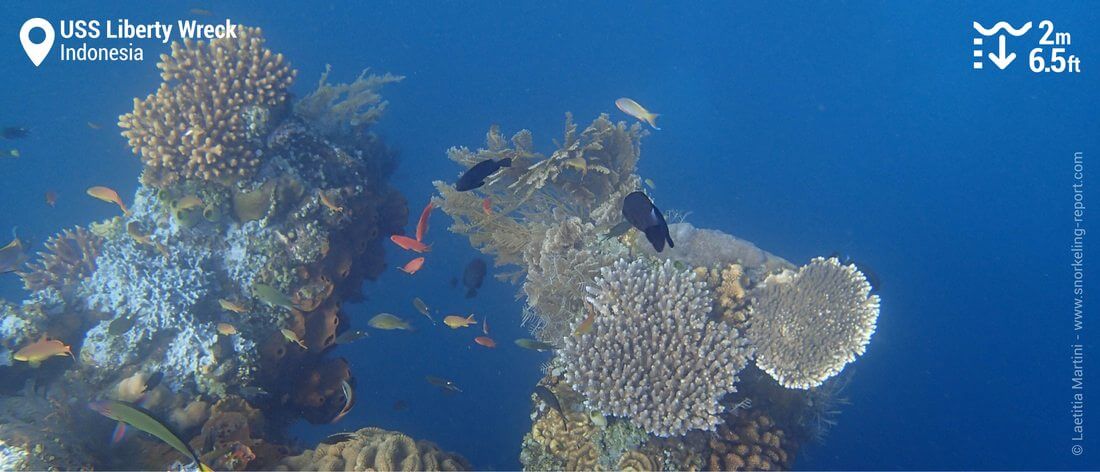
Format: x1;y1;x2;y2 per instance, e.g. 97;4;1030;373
574;308;597;336
216;323;238;335
126;221;153;245
281;328;307;349
14;337;74;367
87;186;131;216
615;98;660;130
443;314;477;329
368;313;412;331
218;299;249;313
0;234;27;273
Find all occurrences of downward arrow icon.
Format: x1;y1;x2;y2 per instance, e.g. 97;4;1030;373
988;35;1015;69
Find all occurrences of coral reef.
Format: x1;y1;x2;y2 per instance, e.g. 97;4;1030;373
562;258;753;437
747;256;880;389
119;26;296;187
276;427;470;471
18;226;103;294
0;385;98;470
636;223;793;282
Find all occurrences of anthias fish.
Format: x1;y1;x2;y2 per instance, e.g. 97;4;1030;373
463;258;487;298
455;157;513;191
615;98;660;130
218;298;249;313
474;336;496;348
621;191;674;252
481;198;492;215
13;337;74;367
318;190;344;212
443;314;477;329
281;328;307;349
413;297;435;324
390;234;431;253
88;400;211;471
216;323;238;335
87;186;130;216
399;257;426;274
368;313;412;331
416;201;433;242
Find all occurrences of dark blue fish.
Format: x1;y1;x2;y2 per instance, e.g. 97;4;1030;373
621;191;674;252
143;372;164;392
455;158;512;191
463;258;487;298
1;127;29;139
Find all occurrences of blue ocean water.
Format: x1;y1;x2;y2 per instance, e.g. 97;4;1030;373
0;1;1097;470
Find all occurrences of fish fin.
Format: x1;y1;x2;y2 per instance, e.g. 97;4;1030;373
198;461;215;472
467;315;477;323
643;226;667;252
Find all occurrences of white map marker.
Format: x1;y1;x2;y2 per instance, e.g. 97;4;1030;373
20;18;54;67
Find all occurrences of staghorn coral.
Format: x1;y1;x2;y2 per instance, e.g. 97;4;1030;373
118;26;296;187
707;410;792;471
562;258;754;437
295;65;404;140
19;226;103;293
747;256;880;389
275;427;470;471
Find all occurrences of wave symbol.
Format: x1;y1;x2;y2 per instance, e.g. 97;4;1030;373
973;21;1033;36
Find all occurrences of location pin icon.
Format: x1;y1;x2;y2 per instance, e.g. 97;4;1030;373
20;18;54;67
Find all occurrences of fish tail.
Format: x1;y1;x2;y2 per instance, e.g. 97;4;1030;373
646;113;661;130
467;314;477;323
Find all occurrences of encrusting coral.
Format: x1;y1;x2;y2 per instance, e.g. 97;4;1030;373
562;258;754;437
275;427;471;471
119;26;296;187
18;226;103;294
747;256;880;389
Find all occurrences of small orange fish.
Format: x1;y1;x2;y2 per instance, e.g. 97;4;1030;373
319;190;343;212
482;198;492;215
443;314;477;329
390;235;431;253
474;336;496;348
175;195;203;211
415;201;434;242
216;323;238;335
45;191;57;207
13;337;73;366
218;299;248;313
574;308;597;336
400;257;426;274
126;221;153;246
87;186;130;216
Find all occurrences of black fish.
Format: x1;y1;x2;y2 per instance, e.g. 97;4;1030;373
533;385;568;430
0;127;29;139
463;258;487;298
455;158;512;191
143;372;164;393
621;191;674;252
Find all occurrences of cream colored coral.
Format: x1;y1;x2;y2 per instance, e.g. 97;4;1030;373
115;371;148;402
275;427;469;471
169;399;209;431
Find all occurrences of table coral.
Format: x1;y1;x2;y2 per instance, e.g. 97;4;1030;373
748;256;880;389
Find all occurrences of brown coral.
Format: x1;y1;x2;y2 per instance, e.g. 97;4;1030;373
275;427;470;471
707;411;792;471
695;263;750;329
187;396;288;471
118;26;296;187
289;356;351;424
617;451;656;471
19;226;103;293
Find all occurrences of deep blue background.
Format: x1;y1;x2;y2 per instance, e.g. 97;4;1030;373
1;2;1097;469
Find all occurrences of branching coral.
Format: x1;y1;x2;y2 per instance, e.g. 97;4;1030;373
19;226;103;293
275;427;470;471
562;259;753;437
119;26;296;187
695;263;751;329
747;256;880;389
295;65;403;139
